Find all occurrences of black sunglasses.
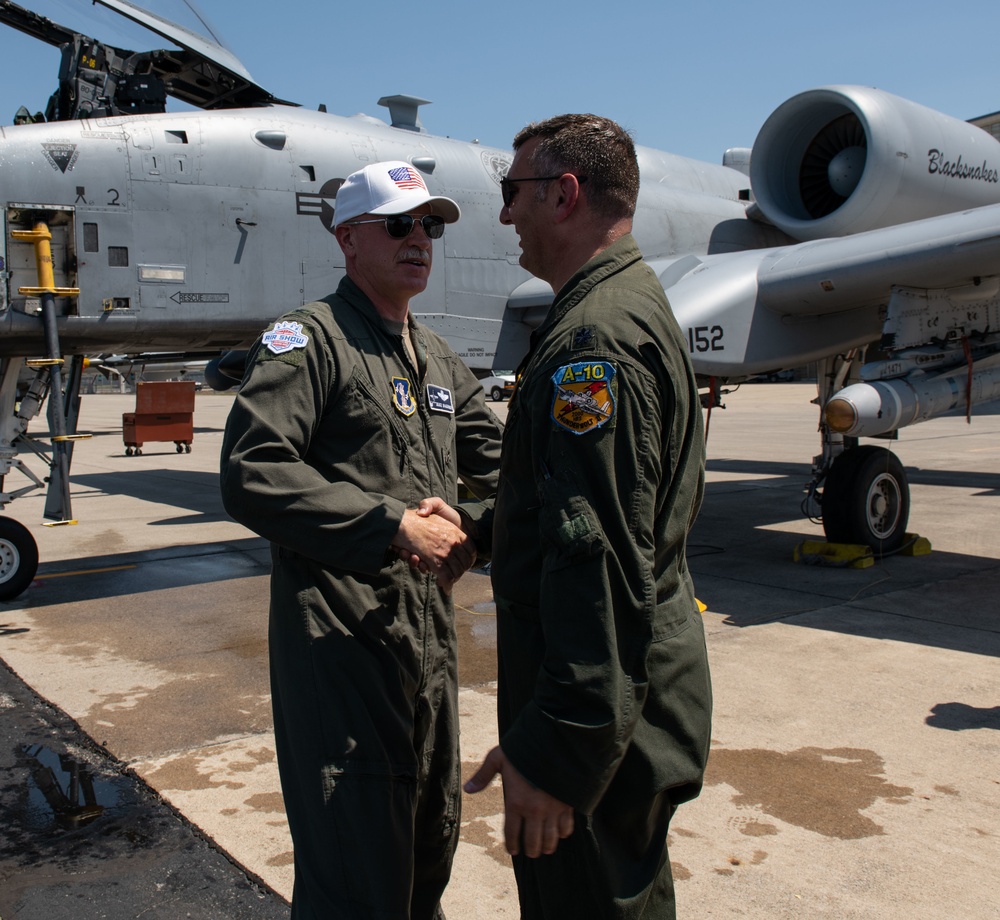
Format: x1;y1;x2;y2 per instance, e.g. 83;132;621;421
344;214;447;239
500;174;587;208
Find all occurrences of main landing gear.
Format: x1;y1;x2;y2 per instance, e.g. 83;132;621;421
809;352;911;556
820;445;909;554
0;518;39;601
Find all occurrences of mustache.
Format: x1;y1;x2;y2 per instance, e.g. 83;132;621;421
398;247;430;264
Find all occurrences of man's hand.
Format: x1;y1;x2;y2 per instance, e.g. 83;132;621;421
414;496;462;528
392;501;474;591
464;746;574;857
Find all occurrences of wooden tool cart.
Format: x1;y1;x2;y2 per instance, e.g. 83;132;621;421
122;381;195;456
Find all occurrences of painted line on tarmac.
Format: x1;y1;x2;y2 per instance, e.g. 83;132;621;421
35;564;137;580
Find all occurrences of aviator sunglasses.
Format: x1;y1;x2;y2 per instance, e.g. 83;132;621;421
344;214;447;239
500;174;587;208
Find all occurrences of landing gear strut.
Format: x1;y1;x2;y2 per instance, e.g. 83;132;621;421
0;216;88;600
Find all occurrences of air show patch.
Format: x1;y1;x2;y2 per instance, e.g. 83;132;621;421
393;376;417;416
263;320;309;355
427;384;455;414
550;361;616;434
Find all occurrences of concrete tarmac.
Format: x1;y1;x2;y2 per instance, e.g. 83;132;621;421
0;384;997;919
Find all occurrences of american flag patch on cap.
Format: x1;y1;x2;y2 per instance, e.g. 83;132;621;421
388;165;426;190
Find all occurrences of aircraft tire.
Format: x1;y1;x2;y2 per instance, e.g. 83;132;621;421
820;450;860;541
0;518;39;600
822;446;909;555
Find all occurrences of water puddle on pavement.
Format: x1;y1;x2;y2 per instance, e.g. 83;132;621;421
456;603;498;687
16;743;129;831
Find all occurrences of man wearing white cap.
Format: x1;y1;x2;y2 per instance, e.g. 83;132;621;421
221;161;502;919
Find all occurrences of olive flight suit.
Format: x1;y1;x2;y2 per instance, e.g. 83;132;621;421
489;234;712;919
220;276;502;920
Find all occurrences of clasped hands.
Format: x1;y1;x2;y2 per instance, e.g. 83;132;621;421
392;497;475;591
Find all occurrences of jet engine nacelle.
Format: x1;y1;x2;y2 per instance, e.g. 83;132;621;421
750;85;1000;241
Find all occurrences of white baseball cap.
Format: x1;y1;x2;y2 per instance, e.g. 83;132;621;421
333;161;461;227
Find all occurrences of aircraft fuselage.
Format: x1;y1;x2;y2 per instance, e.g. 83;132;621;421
0;104;777;372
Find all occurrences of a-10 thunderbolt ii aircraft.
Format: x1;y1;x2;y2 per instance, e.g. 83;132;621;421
2;0;1000;599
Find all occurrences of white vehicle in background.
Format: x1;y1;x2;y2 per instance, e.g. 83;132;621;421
480;372;515;402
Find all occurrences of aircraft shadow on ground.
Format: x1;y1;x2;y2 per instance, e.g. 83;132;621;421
18;462;996;658
36;423;225;443
70;459;999;537
695;460;1000;658
785;598;1000;658
706;457;1000;497
71;470;229;522
16;536;271;610
906;466;1000;496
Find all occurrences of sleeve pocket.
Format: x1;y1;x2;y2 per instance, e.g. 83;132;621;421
538;477;605;569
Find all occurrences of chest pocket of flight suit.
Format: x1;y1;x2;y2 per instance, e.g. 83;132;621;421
326;368;411;488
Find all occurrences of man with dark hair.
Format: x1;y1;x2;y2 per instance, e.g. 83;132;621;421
464;115;712;918
221;161;502;920
508;113;641;221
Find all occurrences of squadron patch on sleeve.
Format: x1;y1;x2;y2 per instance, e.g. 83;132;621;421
393;376;417;416
550;361;616;434
427;384;455;414
262;320;309;355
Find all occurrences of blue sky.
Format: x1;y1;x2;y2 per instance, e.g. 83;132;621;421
2;0;998;164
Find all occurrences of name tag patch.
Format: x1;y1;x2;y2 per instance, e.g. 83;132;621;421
550;361;616;434
427;384;455;414
262;320;309;355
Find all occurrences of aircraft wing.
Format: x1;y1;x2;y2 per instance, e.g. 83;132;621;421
660;202;1000;377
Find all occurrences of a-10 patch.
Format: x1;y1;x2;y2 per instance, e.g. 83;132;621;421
550;360;616;434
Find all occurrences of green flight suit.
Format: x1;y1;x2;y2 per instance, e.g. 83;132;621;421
220;276;502;920
490;234;712;919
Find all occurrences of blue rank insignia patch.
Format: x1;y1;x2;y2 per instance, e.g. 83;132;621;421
427;384;454;414
571;325;596;350
550;361;616;434
392;376;417;416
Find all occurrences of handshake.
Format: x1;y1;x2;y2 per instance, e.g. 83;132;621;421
391;497;477;592
393;497;576;857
